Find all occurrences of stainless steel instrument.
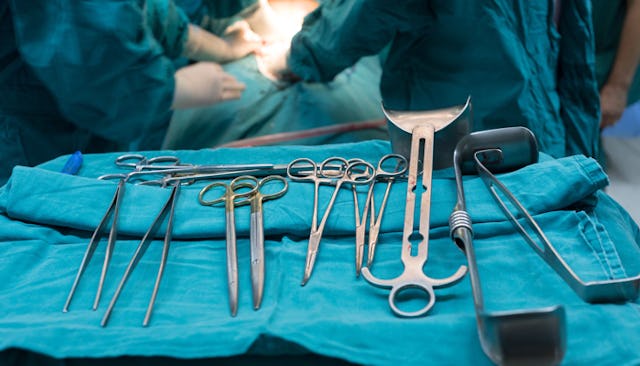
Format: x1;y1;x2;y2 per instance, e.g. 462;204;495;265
362;98;471;317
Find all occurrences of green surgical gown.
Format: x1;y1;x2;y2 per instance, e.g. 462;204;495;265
0;0;191;185
288;0;600;160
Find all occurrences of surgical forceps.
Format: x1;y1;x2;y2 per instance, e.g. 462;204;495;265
352;154;407;274
288;157;375;285
112;154;188;171
63;154;182;313
101;177;182;327
103;157;347;185
233;176;288;310
198;176;260;316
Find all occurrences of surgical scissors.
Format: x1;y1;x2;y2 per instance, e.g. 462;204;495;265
198;176;260;316
113;154;187;171
63;154;182;313
352;154;407;274
234;176;288;310
288;157;375;285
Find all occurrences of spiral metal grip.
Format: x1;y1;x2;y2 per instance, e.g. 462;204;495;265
449;210;473;239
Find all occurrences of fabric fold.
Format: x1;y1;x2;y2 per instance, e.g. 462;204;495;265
0;141;639;366
0;143;608;240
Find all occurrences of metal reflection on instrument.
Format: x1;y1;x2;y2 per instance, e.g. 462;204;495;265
362;98;471;317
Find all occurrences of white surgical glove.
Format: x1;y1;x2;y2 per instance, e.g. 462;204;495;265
171;62;245;110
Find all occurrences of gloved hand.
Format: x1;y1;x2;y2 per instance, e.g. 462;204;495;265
223;20;265;59
171;62;245;109
183;23;262;64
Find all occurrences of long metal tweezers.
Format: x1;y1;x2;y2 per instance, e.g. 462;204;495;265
101;183;180;327
63;179;125;312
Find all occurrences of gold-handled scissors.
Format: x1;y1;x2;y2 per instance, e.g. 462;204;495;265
234;175;288;310
199;176;259;316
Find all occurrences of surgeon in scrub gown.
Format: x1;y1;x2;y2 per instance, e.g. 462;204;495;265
0;0;267;185
263;0;600;160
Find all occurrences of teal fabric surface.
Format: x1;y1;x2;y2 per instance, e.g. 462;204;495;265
1;141;640;365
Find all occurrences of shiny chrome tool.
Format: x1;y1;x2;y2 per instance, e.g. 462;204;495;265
449;127;565;366
288;157;375;285
234;176;288;310
63;154;182;313
199;176;259;316
461;127;640;304
365;154;408;270
351;154;408;275
361;99;471;317
101;178;182;327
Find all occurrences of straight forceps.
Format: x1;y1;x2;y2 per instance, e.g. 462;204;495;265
63;154;182;313
353;154;407;274
234;176;288;310
101;177;182;327
288;157;375;285
199;176;260;316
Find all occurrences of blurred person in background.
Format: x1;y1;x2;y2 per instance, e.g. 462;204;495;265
0;0;272;185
